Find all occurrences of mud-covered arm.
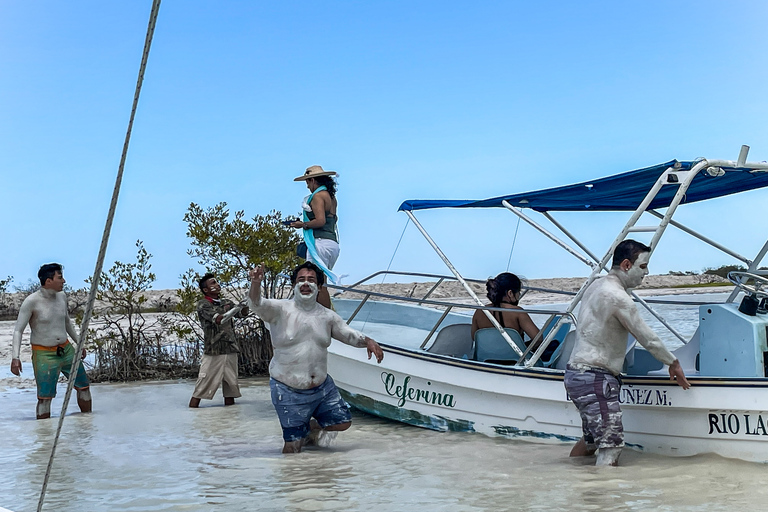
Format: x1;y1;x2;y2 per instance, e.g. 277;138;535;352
247;265;282;323
330;314;384;363
65;298;79;344
330;314;368;348
12;298;33;360
218;300;246;323
615;299;676;366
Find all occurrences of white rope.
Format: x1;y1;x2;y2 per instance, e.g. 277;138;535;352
506;215;521;271
360;217;411;329
37;1;163;510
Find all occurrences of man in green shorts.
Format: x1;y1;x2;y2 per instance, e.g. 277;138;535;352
10;263;91;419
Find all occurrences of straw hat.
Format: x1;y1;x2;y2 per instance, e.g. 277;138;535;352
294;165;337;181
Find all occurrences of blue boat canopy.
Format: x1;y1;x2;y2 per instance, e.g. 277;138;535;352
398;160;768;212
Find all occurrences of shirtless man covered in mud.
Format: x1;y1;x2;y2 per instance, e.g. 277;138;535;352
10;263;91;419
565;240;690;466
248;261;384;453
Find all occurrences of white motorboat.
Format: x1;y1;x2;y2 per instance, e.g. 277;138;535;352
327;146;768;462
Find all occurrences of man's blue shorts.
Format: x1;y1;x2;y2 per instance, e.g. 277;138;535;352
270;375;352;442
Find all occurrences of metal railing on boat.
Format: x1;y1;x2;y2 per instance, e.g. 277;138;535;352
327;269;736;366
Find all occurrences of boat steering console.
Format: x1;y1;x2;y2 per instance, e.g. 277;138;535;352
728;271;768;316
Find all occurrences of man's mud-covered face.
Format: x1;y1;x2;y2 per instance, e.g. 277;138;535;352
624;252;650;288
45;271;66;292
293;268;319;306
295;268;318;296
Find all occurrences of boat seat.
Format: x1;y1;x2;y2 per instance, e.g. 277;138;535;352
554;331;576;370
537;318;572;368
426;323;474;359
473;328;527;365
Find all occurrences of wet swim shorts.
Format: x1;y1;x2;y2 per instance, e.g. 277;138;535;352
564;365;624;449
31;342;90;399
270;375;351;442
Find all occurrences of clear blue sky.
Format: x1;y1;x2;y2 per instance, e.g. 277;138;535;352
2;1;767;290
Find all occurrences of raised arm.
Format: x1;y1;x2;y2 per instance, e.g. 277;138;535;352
248;265;265;305
247;264;280;323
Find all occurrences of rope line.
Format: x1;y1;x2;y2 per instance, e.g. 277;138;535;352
506;215;522;272
360;217;411;328
37;1;162;510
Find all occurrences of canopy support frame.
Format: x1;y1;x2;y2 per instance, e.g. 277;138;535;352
404;210;524;358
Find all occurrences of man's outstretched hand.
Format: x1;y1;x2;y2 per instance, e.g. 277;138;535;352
366;338;384;363
669;360;690;390
10;358;22;376
249;264;265;284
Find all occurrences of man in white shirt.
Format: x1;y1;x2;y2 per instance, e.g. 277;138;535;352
565;240;690;465
248;261;383;453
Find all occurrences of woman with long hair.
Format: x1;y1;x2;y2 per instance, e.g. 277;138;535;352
291;165;340;308
471;272;539;341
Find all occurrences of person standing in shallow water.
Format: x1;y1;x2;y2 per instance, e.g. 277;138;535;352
290;165;340;309
564;239;690;466
10;263;92;419
189;273;249;408
248;261;384;453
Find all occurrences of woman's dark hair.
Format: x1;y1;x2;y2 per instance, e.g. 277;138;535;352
313;175;337;198
291;261;325;287
485;272;523;306
38;263;63;285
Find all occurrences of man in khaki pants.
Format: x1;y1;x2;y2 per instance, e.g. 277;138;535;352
189;273;248;408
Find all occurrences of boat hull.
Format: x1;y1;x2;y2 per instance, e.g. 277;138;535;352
329;335;768;463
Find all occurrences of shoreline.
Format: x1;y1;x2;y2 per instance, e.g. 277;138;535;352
332;274;733;305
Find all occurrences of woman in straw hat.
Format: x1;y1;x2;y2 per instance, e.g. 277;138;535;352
290;165;340;308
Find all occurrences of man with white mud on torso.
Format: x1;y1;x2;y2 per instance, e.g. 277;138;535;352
565;239;690;466
248;261;384;453
10;263;91;419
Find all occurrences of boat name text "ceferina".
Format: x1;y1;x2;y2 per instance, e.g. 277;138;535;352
707;412;768;436
381;372;456;408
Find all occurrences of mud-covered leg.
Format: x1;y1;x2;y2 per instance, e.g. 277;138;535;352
36;399;52;420
282;440;303;454
596;447;622;466
77;388;92;413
